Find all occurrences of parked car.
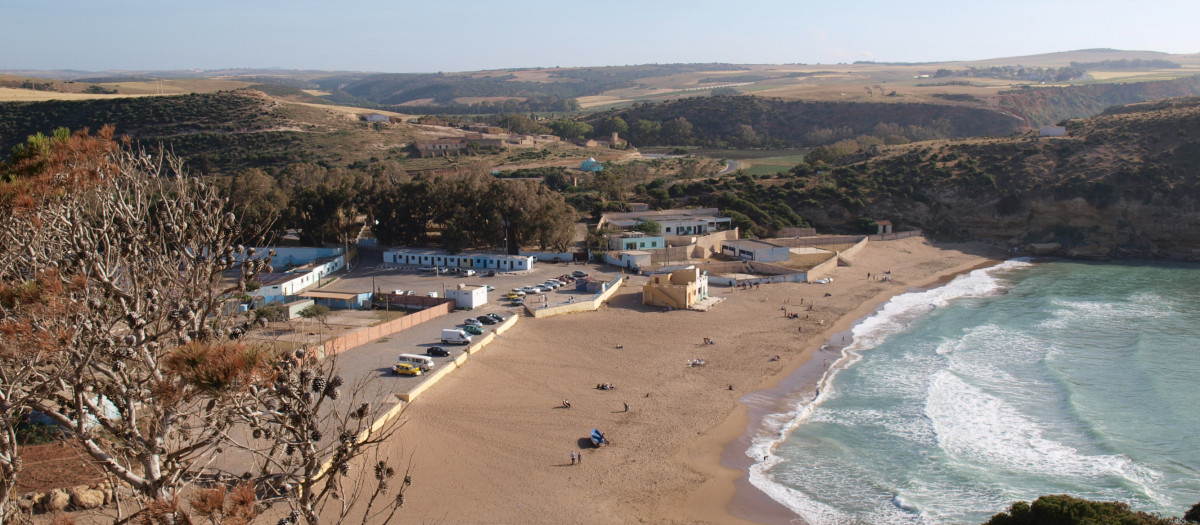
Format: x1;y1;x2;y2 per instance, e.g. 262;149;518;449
544;281;562;289
463;324;484;335
511;297;525;306
484;285;496;291
485;313;504;323
426;346;451;357
521;286;538;293
476;316;497;325
465;318;483;327
406;290;416;296
418;266;436;272
487;270;497;277
392;363;422;376
462;269;476;277
572;270;588;278
426;292;439;298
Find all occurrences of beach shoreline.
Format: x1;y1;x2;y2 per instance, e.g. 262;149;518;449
713;255;1004;525
376;237;1002;524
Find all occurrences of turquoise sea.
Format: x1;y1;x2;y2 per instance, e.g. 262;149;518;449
746;260;1200;524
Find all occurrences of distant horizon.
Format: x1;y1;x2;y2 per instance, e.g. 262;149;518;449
3;47;1197;78
3;0;1198;73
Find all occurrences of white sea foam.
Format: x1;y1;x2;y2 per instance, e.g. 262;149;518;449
746;259;1032;523
925;371;1163;489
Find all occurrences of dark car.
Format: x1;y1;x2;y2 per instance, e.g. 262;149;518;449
572;270;588;278
485;313;504;323
477;315;497;325
426;346;451;357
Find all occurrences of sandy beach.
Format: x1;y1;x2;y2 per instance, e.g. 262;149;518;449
380;237;999;524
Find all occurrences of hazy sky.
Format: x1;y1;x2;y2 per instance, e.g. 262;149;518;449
4;0;1198;73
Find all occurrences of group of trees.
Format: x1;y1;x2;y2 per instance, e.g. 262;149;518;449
216;158;577;255
0;128;406;523
588;95;1022;149
368;169;577;254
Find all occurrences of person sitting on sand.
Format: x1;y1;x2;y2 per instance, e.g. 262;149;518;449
562;399;572;409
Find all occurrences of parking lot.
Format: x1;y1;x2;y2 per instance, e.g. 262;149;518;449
316;251;619;394
322;250;614;310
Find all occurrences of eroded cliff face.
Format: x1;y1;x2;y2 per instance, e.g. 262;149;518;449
909;196;1200;261
785;97;1200;261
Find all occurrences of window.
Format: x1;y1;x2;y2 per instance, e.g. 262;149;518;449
651;241;658;248
665;227;671;233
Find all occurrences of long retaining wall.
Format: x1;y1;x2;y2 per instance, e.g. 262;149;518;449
317;313;520;479
527;276;625;318
317;302;454;359
397;314;519;402
837;235;870;262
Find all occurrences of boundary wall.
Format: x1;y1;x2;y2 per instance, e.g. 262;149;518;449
397;314;518;402
869;229;923;241
527;276;625;318
317;314;520;478
317;302;453;359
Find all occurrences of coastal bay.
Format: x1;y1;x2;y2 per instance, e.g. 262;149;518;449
378;237;997;524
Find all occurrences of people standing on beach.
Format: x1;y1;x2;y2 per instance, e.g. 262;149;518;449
577;451;582;464
570;451;576;465
624;401;629;412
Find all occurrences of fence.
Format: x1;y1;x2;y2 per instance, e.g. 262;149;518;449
317;301;453;359
527;276;624;318
767;235;866;248
649;246;694;265
379;294;454;310
869;230;923;241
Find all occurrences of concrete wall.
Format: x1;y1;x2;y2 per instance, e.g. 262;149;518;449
806;253;841;281
869;230;923;241
397;314;518;402
838;235;870;262
768;235;864;248
527;277;624;318
317;301;453;359
284;299;314;320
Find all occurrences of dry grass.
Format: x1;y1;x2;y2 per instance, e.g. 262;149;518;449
97;78;253;94
454;96;526;104
0;87;161;102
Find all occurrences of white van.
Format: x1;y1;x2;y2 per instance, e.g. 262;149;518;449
462;269;476;277
441;328;473;346
396;353;435;372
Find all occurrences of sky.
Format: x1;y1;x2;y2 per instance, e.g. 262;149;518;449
3;0;1199;73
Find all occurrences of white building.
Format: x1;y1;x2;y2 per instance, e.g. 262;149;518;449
597;208;732;235
604;250;652;269
383;249;535;271
721;239;791;263
251;255;344;304
445;284;489;309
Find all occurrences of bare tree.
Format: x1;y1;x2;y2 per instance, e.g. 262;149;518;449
0;128;407;524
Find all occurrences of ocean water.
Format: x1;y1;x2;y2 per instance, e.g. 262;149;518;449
746;259;1200;524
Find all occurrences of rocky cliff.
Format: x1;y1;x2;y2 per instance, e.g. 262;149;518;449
758;97;1200;260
